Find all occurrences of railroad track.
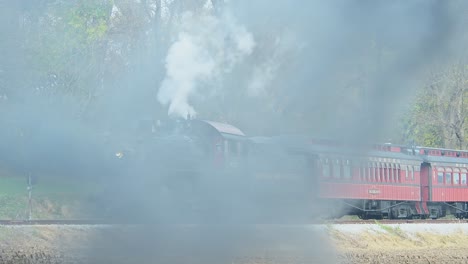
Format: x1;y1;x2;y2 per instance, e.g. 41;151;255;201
0;219;113;225
325;219;468;224
1;219;468;226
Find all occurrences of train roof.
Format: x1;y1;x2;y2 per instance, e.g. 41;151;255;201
249;135;423;161
248;135;310;150
421;155;468;165
308;144;423;161
198;120;246;137
248;135;468;166
415;147;468;159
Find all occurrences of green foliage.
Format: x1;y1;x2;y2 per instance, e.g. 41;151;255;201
0;176;104;219
66;1;112;44
401;64;468;149
375;220;407;238
18;1;114;103
401;102;444;147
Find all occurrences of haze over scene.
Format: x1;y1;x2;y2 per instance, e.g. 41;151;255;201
1;0;468;263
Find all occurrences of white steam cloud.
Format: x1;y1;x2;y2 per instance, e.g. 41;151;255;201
157;9;255;118
248;59;278;97
247;33;302;97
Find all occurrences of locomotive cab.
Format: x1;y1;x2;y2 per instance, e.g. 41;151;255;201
188;119;249;171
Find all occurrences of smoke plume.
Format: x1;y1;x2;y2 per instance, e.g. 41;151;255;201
157;7;255;118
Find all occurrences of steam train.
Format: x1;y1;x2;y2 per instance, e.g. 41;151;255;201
114;118;468;221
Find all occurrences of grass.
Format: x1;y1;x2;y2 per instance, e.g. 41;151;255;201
0;175;104;220
0;177;29;195
374;220;406;238
0;176;102;196
330;224;468;253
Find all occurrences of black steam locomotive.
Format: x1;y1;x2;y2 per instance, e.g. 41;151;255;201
106;117;313;224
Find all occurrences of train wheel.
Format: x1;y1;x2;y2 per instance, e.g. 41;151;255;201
388;210;395;220
359;213;368;220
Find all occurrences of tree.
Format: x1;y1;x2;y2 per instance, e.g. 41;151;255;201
403;63;468;149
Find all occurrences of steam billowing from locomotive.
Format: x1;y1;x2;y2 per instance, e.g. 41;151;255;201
157;7;255;118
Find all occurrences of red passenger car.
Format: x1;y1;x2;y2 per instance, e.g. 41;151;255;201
307;141;468;219
419;148;468;219
307;142;425;219
246;134;468;220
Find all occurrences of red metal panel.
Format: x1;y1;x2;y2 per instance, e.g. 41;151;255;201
318;182;421;201
390;146;401;152
431;187;468;202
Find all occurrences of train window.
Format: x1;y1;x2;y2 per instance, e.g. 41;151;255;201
397;164;401;182
322;159;330;178
224;140;229;157
365;162;370;181
381;163;385;182
376;163;381;181
453;172;460;185
395;164;398;182
376;163;380;181
343;160;351;179
446;173;452;184
369;162;374;181
384;163;389;182
377;163;380;181
379;164;383;182
380;163;387;182
358;165;363;180
437;167;444;184
362;165;366;181
405;166;409;179
333;160;341;178
381;164;385;182
445;169;452;185
387;163;393;182
394;164;397;182
462;173;467;185
438;172;444;183
389;164;393;182
409;166;414;181
229;140;238;156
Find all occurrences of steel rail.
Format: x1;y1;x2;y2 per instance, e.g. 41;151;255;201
324;219;468;225
0;219;114;225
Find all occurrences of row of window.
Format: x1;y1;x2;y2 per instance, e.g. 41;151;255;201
321;159;417;182
436;167;468;185
321;159;352;179
220;139;247;157
358;164;417;183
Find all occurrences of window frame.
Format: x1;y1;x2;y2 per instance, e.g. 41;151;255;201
333;159;341;179
453;168;460;185
376;162;380;182
343;160;352;179
437;167;444;184
445;167;453;185
396;164;401;182
322;158;331;178
461;169;467;185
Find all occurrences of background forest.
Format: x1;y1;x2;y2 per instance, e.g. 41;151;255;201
2;0;468;149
